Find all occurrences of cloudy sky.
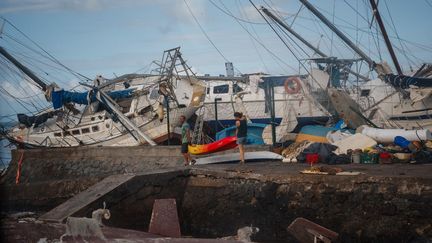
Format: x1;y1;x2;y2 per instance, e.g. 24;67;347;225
0;0;431;119
1;0;431;76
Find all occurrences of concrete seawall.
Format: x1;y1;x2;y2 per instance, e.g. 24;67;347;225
0;145;269;211
1;146;184;184
1;146;431;241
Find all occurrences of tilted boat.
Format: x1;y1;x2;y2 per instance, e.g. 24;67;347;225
1;46;206;147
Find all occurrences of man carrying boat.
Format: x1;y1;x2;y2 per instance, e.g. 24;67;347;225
180;115;196;166
234;112;248;164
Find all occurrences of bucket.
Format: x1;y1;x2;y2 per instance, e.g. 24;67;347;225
379;152;392;164
352;149;362;164
305;153;319;165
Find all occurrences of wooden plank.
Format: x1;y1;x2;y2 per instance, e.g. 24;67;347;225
39;174;135;223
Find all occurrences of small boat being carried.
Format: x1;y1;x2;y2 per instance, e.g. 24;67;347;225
188;136;237;155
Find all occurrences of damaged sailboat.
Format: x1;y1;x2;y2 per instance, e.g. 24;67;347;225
1;46;206;147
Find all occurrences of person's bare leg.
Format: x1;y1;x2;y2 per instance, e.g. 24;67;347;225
239;144;245;164
187;153;196;165
182;153;189;166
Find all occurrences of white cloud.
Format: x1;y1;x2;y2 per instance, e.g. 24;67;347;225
0;0;107;13
0;0;207;26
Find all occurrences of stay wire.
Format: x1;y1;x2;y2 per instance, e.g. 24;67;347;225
383;0;415;70
1;18;91;82
183;0;243;75
234;0;270;73
248;0;326;91
212;0;296;73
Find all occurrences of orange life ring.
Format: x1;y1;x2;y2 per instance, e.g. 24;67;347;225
284;77;302;94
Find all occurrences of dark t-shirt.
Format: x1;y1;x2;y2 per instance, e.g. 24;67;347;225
237;119;247;138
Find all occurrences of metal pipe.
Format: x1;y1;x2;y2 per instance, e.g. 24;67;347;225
165;95;171;145
369;0;403;75
0;46;47;91
271;80;276;146
298;0;375;68
214;98;222;133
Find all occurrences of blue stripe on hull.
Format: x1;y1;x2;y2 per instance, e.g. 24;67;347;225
207;116;329;133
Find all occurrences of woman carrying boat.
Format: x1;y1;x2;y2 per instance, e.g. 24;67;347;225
234;112;248;164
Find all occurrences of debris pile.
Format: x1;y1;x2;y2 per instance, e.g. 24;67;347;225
280;122;432;165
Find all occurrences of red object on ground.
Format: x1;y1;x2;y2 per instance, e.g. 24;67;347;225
379;152;392;164
306;153;319;165
379;152;391;159
15;152;24;184
149;199;181;238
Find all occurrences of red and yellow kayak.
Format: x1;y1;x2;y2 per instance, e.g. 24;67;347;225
188;136;238;155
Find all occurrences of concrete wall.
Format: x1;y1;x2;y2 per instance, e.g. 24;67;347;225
180;169;432;242
0;145;270;211
1;146;185;184
2;164;431;241
1;145;270;184
50;168;432;242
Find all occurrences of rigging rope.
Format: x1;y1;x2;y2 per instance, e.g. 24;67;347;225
183;0;243;75
1;18;91;82
209;0;296;73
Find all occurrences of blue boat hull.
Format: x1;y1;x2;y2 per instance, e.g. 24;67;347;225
207;116;330;134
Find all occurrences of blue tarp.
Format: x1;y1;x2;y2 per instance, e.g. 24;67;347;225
52;88;135;109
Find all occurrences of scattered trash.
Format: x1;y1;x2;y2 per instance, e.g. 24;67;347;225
326;130;353;143
281;141;313;163
278;121;432;166
333;133;377;155
296;143;338;164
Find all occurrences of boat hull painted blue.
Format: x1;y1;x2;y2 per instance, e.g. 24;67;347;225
207;116;330;133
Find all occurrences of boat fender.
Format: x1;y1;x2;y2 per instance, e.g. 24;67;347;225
157;103;164;122
284;77;302;94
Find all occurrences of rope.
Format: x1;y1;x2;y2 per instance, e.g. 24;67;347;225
15;151;24;184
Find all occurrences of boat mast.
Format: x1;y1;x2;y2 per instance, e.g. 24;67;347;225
261;7;326;57
298;0;375;69
0;46;47;91
369;0;403;75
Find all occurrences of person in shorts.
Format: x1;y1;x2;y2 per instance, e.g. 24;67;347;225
180;115;196;166
234;112;248;164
